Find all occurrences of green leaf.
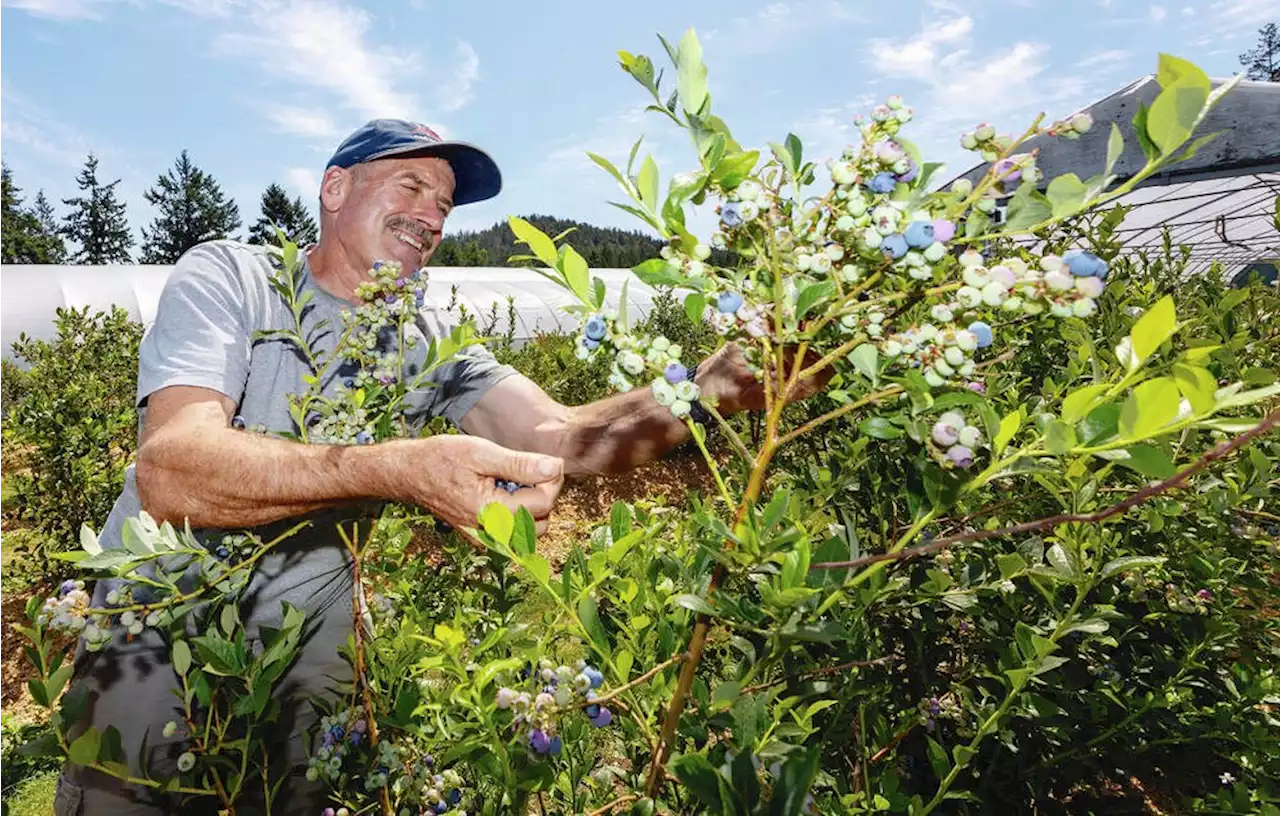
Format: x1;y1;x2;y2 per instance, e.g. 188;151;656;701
994;410;1022;455
1101;555;1166;579
522;553;551;586
1116;443;1176;478
577;595;610;654
996;552;1028;579
796;280;835;320
1046;173;1087;217
1080;403;1121;445
587;152;631;195
859;417;903;440
191;634;244;676
1105;122;1124;176
1119;377;1180;439
1046;543;1077;580
1147;62;1210;154
561;245;592;304
669;754;725;812
1130;295;1176;366
79;524;102;555
511;507;537;557
479;502;514;545
616;650;634;680
675;28;709;116
925;737;950;780
1172;362;1216;414
508;216;558;268
609;502;632;543
1156;53;1210;90
952;745;976;768
68;727;101;766
711;680;741;708
1045;420;1077;455
632;258;684;288
684;292;706;324
849;343;879;384
673;594;715;615
1132;102;1159;161
1003;183;1052;230
710;150;759;190
637;156;660;214
767;746;822;816
1062;384;1109;423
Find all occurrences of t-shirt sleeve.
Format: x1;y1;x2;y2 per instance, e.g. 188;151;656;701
420;341;520;427
135;243;253;408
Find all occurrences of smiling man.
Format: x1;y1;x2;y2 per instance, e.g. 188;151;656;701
54;119;825;815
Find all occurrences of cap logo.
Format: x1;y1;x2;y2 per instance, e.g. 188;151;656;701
411;124;442;142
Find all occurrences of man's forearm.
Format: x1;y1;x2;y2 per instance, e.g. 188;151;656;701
136;427;418;530
559;387;703;476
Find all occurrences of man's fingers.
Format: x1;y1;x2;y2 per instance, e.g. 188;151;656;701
494;449;564;485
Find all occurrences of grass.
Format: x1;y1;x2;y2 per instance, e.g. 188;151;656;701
3;768;58;815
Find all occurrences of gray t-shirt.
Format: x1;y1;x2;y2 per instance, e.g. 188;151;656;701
96;239;517;633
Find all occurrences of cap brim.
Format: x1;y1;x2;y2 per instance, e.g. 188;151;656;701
370;141;502;206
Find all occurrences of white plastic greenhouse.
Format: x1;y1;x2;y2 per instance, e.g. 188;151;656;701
0;263;664;363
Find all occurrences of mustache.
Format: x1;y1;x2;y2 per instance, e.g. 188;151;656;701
386;216;435;244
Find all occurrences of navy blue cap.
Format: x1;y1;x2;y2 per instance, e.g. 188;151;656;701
327;118;502;206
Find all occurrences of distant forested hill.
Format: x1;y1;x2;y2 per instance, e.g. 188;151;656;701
428;214;666;268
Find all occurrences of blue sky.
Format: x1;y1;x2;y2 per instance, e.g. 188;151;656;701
1;0;1272;251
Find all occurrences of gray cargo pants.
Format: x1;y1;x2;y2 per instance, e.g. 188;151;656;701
53;514;374;816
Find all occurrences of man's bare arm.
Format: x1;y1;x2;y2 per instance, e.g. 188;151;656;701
136;385;564;532
460;343;828;476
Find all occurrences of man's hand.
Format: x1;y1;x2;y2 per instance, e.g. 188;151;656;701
694;342;833;415
403;435;565;535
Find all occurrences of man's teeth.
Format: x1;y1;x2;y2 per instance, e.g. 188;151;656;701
393;230;424;251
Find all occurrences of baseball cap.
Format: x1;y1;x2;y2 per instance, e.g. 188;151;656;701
326;118;502;206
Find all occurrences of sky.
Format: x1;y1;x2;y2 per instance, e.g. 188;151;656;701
1;0;1273;251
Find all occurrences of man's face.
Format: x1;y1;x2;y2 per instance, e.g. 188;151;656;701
323;155;456;273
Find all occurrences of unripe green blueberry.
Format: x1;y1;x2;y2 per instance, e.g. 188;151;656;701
1002;295;1023;312
867;324;883;337
931;305;954;322
918;323;939;341
923;242;946;262
957;286;982;308
836;214;855;231
831;161;857;185
959;249;984;268
1023;300;1046;315
884;340;903;357
671;399;692;418
981;281;1007;306
651;380;676;406
925;369;946;387
952;178;974;195
939;410;965;429
826;243;845;261
958;425;982;448
962;266;990;288
813;254;833;273
909;266;933;281
960;133;978;150
1050;301;1074;318
945;347;965;367
934;359;955;377
975;124;995;141
1039;254;1063;272
1072;298;1097;317
692;243;711;260
956;330;978;351
847;194;868;216
976;197;997;213
687;259;705;277
958;360;976;376
863;228;883;249
839;264;861;282
982;150;999;163
1045;270;1073;292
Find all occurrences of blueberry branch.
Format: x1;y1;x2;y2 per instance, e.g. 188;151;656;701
808;408;1280;572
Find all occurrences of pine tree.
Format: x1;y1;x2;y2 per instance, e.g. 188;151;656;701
61;153;135;265
1239;22;1280;82
140;149;242;263
32;190;68;263
248;182;318;247
3;163;69;264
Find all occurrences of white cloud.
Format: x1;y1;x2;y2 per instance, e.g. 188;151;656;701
704;0;863;56
1149;4;1167;21
0;0;104;19
869;16;974;81
1076;49;1134;68
263;106;344;141
1181;5;1195;14
0;86;97;169
285;167;320;200
434;41;480;114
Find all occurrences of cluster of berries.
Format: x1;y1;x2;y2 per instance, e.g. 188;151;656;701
991;153;1042;191
495;659;613;757
391;762;468;816
306;708;371;783
929;410;984;470
959;123;1014;163
700;288;769;338
917;694;963;732
1046;112;1095;139
718;177;768;228
573;309;702;420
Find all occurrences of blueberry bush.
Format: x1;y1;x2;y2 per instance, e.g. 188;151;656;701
14;33;1280;816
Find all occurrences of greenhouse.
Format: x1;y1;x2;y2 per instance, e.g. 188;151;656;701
0;263;661;361
949;74;1280;284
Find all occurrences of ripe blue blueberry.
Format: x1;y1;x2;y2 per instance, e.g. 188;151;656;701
590;706;614;727
664;362;689;384
1063;249;1107;279
215;546;231;560
865;172;897;194
947;445;975;469
231;415;246;430
585;703;601;718
529;729;551;754
584;337;600;351
343;377;356;388
967;321;994;349
881;234;909;259
717;291;744;314
549;735;563;755
721;202;743;227
584;666;605;688
903;221;935;248
896;160;920;183
448;789;462;805
585;316;607;340
355;431;374;445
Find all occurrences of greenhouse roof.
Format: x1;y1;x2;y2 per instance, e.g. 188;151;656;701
0;264;661;363
948;75;1280;278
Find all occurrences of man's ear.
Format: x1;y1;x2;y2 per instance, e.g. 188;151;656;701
319;165;354;214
